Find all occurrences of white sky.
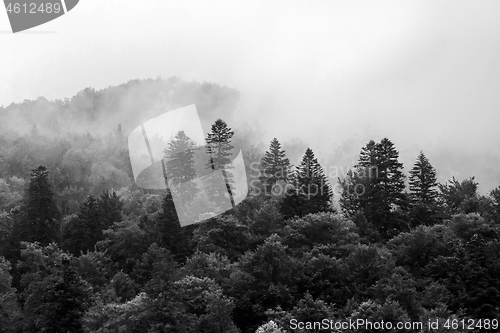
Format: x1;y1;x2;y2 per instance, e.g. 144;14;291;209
1;0;500;189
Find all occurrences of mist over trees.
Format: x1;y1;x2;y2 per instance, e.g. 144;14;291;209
0;78;499;332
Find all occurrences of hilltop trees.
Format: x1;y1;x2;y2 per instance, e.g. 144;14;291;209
259;138;292;196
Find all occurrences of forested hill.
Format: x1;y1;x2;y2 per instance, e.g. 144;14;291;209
0;77;240;137
0;77;500;332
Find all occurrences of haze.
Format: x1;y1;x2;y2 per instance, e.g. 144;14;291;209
1;0;500;193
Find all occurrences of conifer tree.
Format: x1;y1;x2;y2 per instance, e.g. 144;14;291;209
409;152;438;206
281;148;332;218
408;152;440;225
63;195;100;255
375;138;406;208
339;138;407;238
97;190;123;229
296;148;333;214
155;190;191;262
205;119;235;207
63;191;122;255
259;138;292;196
19;166;60;245
164;130;198;204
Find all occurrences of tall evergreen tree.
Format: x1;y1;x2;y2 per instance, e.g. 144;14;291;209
259;138;292;196
339;138;407;238
18;166;59;246
63;191;122;255
281;148;332;218
154;190;192;262
408;152;440;225
63;195;100;255
97;190;123;229
296;148;333;214
205;119;235;208
164;130;198;204
409;152;438;205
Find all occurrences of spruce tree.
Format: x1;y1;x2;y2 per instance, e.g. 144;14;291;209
20;166;60;245
62;195;99;255
155;190;191;262
339;138;407;238
63;191;122;255
97;190;123;229
282;148;332;218
164;130;198;204
259;138;292;196
375;138;406;208
409;152;438;206
205;119;235;208
408;152;440;225
296;148;333;214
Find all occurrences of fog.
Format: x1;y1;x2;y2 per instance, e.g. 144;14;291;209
1;0;500;193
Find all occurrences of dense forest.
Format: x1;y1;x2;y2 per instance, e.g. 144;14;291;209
0;78;499;332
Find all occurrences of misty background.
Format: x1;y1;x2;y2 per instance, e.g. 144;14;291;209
1;0;500;195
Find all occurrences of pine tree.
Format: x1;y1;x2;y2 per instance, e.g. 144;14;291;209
408;152;440;226
164;130;198;204
282;148;332;218
97;190;123;229
205;119;235;208
63;195;100;255
358;139;378;168
296;148;333;214
409;152;438;206
63;191;123;255
155;190;191;262
339;139;407;238
259;138;292;196
370;138;407;235
19;166;60;245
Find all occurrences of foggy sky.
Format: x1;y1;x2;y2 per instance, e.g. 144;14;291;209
1;0;500;192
